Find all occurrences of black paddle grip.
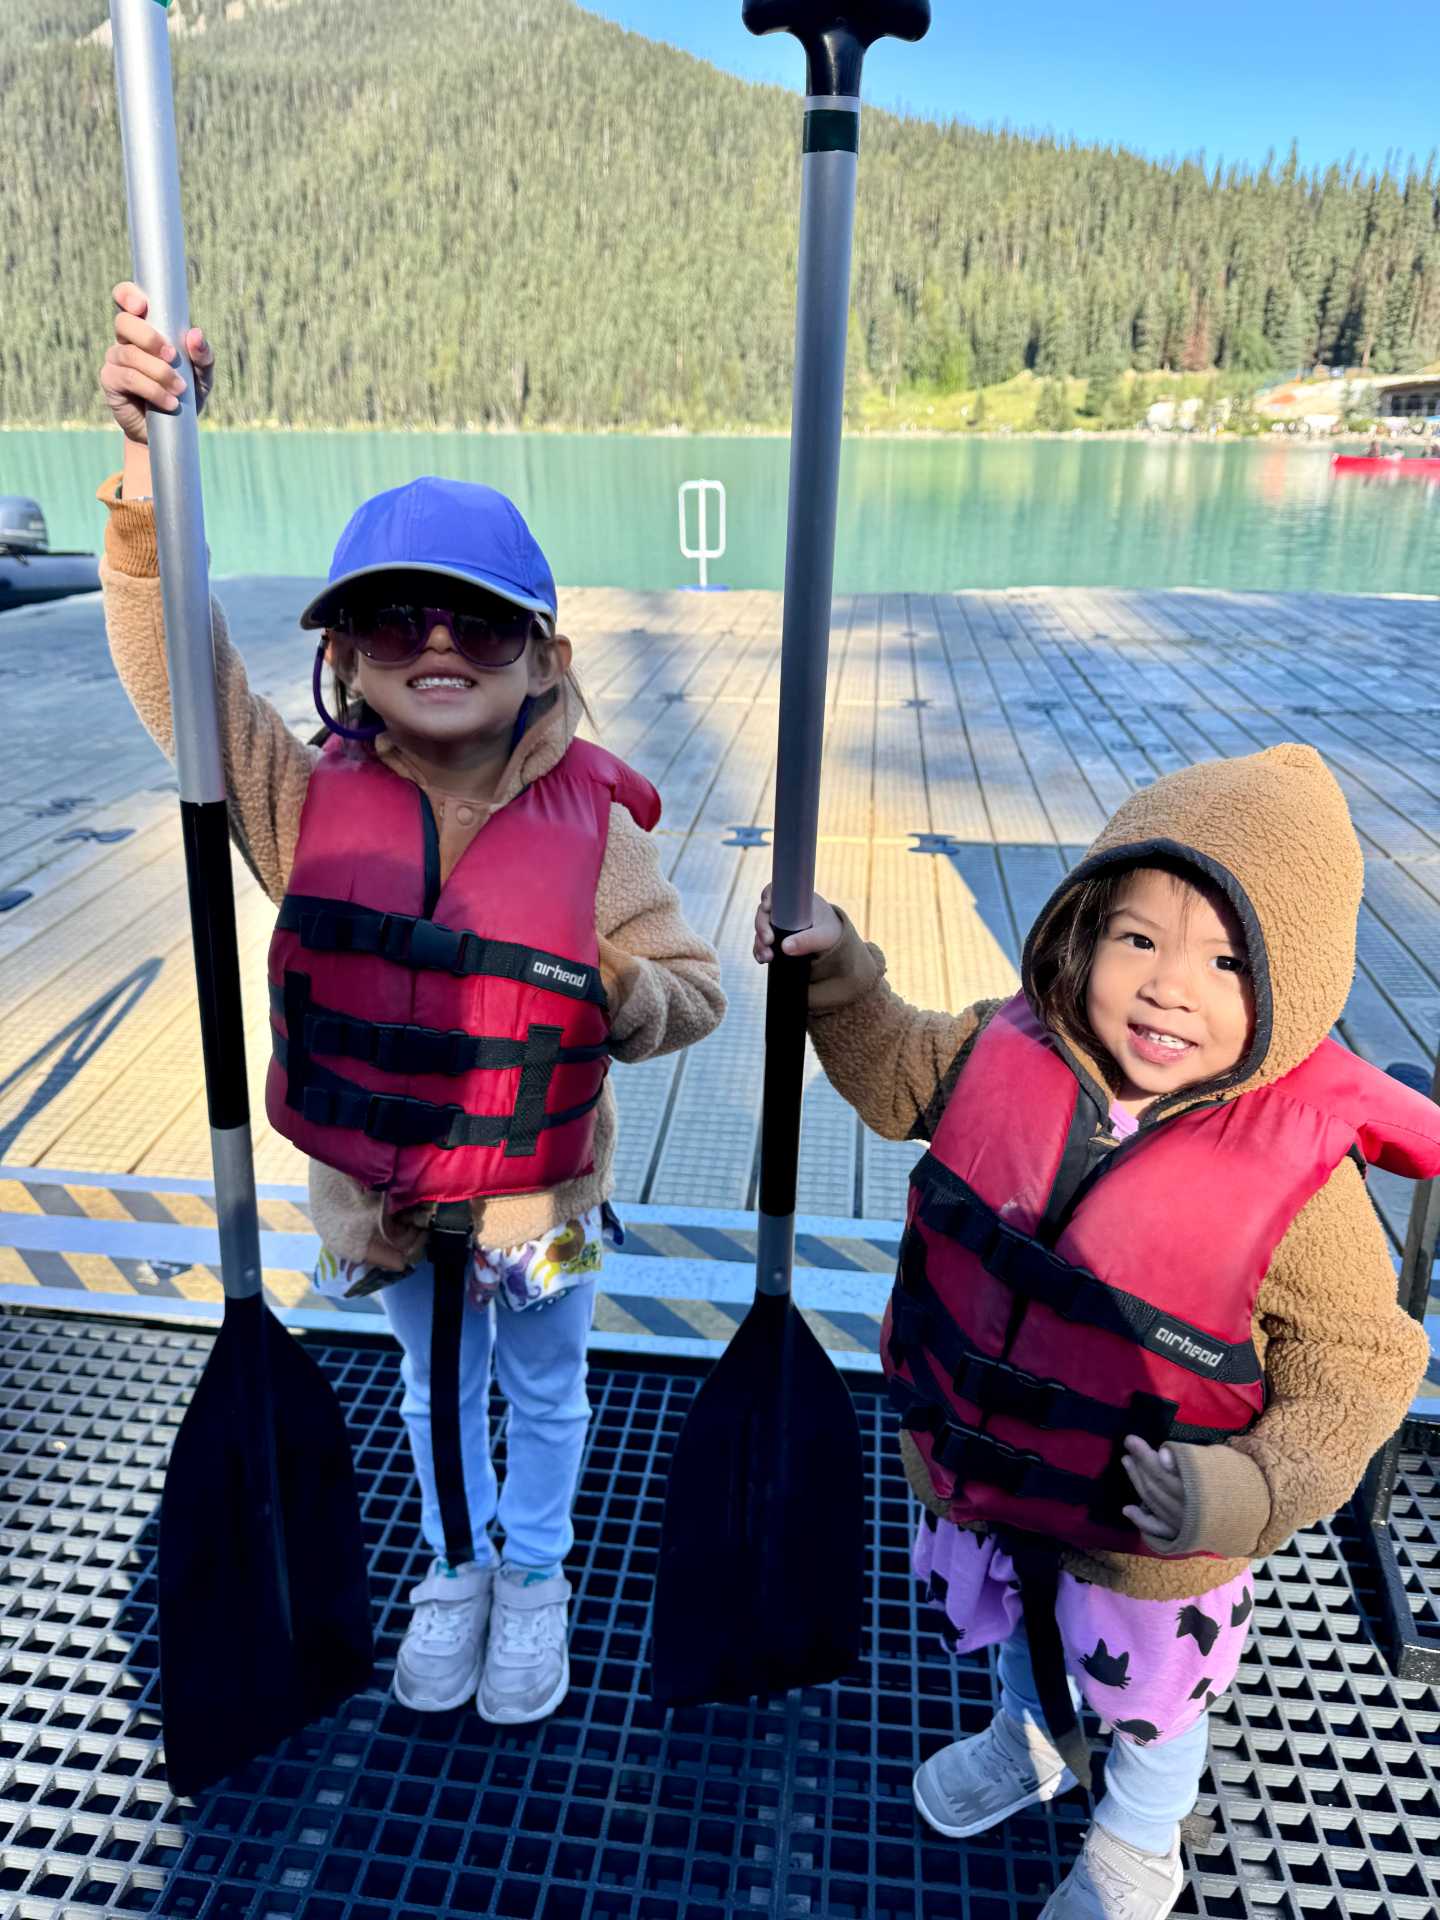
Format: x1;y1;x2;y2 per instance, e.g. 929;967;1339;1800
179;800;251;1131
757;939;813;1217
742;0;931;96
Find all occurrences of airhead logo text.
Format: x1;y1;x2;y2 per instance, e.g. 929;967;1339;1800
1152;1322;1224;1370
531;959;588;991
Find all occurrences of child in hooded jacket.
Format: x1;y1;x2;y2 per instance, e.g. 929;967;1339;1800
99;285;725;1727
756;743;1434;1920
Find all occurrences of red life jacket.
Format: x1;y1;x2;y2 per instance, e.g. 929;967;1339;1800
265;736;660;1208
884;993;1440;1558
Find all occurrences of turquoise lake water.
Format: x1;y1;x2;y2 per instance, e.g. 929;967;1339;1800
4;429;1435;597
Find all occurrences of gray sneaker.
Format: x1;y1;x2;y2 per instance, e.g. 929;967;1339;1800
476;1568;572;1725
393;1559;494;1712
1039;1822;1184;1919
914;1710;1077;1839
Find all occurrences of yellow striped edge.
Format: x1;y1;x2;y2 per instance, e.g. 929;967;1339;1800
264;1270;315;1308
591;1296;661;1340
798;1308;873;1353
256;1200;315;1235
0;1181;45;1217
171;1266;223;1303
662;1299;746;1342
65;1253;136;1296
154;1192;219;1230
67;1186;135;1224
0;1247;40;1286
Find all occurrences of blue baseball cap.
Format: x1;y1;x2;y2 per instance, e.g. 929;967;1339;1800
299;476;557;630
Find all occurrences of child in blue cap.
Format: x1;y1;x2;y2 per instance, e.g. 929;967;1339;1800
98;284;726;1725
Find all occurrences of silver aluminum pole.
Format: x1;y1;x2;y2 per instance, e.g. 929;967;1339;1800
754;96;859;1299
111;0;262;1299
744;3;930;1300
769;100;857;939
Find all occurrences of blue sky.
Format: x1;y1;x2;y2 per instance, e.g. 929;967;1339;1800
581;2;1439;176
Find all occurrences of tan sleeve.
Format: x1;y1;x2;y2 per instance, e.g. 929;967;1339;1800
1217;1156;1431;1559
1155;1440;1272;1560
803;907;996;1142
97;472;316;902
595;805;726;1062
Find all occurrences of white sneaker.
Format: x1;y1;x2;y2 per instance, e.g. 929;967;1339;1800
914;1710;1077;1839
1038;1822;1184;1919
393;1559;494;1713
476;1567;572;1725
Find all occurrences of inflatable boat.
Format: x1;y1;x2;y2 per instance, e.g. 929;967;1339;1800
0;496;100;611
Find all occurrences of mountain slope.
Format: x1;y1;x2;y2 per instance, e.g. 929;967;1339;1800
2;0;1436;428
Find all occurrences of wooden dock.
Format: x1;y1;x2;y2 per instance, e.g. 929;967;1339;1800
2;579;1439;1390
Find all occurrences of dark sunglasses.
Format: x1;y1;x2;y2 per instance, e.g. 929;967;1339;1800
330;601;541;671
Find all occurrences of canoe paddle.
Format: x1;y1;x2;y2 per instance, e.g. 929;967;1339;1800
650;0;931;1709
110;0;373;1797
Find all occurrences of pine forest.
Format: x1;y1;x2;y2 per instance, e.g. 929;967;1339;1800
3;0;1438;431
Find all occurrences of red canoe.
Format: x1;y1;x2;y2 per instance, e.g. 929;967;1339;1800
1332;454;1440;478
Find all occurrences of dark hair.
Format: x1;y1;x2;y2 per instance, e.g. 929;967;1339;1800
1028;870;1128;1080
1028;859;1251;1096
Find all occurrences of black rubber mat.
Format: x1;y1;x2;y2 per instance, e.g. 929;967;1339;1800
0;1310;1437;1918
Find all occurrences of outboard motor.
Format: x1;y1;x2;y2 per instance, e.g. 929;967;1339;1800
0;497;99;610
0;497;49;555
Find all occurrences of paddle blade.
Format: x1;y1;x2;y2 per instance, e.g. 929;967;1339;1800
159;1298;374;1796
650;1292;865;1707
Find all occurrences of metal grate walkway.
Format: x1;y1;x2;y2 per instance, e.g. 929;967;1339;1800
0;1309;1437;1919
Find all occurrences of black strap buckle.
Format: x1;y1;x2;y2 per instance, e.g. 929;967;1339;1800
381;1022;473;1075
402;916;461;973
953;1353;1058;1427
366;1092;460;1147
936;1426;1043;1497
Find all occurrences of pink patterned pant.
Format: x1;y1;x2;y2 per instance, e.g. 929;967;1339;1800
914;1514;1254;1745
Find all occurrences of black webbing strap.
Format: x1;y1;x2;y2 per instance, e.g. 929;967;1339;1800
428;1202;475;1569
889;1237;1238;1449
276;892;607;1008
272;1038;602;1154
890;1282;1150;1443
912;1157;1263;1387
1006;1534;1093;1796
890;1355;1140;1522
283;968;313;1114
270;978;610;1078
508;1024;562;1160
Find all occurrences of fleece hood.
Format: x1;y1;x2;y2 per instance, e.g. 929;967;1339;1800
1021;744;1363;1100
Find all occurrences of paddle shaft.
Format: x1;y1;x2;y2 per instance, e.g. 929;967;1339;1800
753;102;856;1296
748;3;930;1295
111;0;262;1302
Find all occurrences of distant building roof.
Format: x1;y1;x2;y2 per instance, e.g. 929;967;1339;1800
1369;371;1440;392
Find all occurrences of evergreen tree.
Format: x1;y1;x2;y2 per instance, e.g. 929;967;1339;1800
1084;366;1118;421
1034;379;1074;431
1035;297;1076;376
1132;294;1162;372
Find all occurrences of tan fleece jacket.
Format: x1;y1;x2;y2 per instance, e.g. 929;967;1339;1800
97;476;726;1265
806;743;1431;1602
